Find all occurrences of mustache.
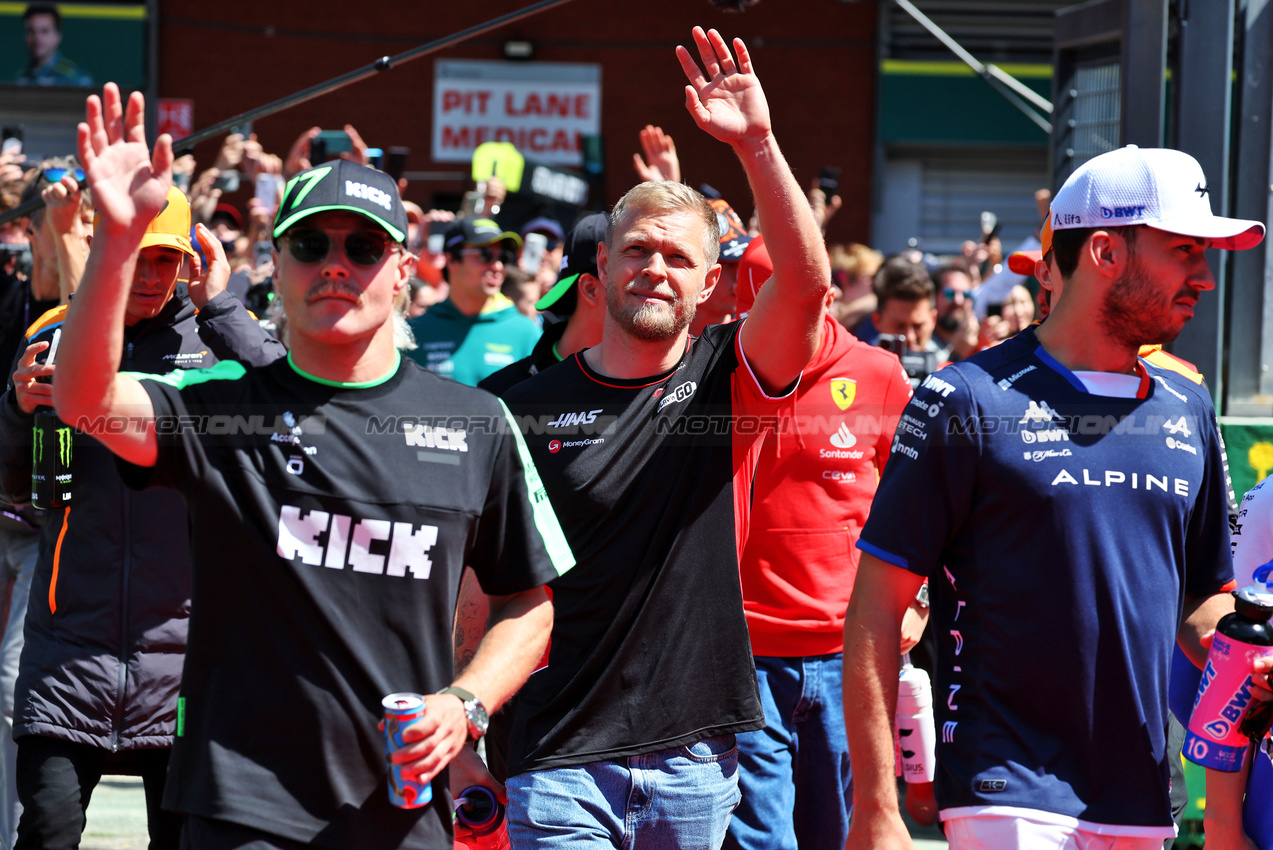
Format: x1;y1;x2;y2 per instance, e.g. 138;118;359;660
624;281;675;299
307;281;362;301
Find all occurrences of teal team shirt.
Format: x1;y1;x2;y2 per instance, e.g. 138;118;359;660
407;295;541;387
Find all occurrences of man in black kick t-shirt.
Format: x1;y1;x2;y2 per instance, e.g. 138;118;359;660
500;28;830;847
48;83;572;850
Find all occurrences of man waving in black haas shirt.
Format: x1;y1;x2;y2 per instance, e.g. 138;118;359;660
501;27;830;847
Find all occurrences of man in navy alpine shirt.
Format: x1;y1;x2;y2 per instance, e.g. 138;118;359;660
843;145;1265;850
500;28;830;847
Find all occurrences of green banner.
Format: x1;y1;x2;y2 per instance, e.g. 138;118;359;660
1219;418;1273;500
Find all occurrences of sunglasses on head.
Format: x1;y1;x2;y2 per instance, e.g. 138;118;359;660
285;229;391;266
461;245;517;266
43;168;85;184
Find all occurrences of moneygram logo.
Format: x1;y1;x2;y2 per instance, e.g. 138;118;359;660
548;439;562;454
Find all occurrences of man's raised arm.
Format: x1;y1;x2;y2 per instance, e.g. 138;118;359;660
52;83;173;467
677;27;829;393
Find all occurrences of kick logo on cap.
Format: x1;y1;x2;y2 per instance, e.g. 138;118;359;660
273;160;407;243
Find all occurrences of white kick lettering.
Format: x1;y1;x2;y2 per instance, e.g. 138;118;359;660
324;514;351;570
277;506;329;565
388;522;439;579
349;520;393;574
275;505;438;579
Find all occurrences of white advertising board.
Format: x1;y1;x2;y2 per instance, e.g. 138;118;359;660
433;60;602;167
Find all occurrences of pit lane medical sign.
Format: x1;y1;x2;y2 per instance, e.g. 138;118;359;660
433;60;601;167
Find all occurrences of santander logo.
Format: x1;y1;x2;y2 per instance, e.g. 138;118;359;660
829;422;857;449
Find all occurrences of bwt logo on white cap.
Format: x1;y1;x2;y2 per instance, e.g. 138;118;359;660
345;180;393;212
1049;145;1264;250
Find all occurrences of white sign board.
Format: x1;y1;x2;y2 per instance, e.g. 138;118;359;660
433;60;601;167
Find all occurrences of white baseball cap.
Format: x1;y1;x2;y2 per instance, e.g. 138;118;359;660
1050;145;1264;250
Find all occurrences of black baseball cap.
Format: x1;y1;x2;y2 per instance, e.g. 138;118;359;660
273;160;407;243
443;217;522;253
536;213;608;314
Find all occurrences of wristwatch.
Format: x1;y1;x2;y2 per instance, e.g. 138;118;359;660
437;686;489;740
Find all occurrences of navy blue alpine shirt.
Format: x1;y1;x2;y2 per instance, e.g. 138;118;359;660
859;325;1232;834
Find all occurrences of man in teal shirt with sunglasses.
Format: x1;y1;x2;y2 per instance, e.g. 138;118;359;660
407;217;541;387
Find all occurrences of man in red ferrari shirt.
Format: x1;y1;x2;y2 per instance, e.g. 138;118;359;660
725;236;915;850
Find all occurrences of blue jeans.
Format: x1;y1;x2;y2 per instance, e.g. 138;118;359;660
506;734;741;849
724;654;852;850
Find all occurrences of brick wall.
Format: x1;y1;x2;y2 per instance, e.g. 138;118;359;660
158;0;877;243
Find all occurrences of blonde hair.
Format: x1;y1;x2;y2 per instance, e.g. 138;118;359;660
607;181;720;265
830;242;883;279
393;283;417;351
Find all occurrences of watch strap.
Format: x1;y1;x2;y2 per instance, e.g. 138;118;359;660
436;686;477;703
436;686;487;740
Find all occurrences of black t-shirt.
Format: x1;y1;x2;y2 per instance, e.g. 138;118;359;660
121;353;572;849
502;321;785;774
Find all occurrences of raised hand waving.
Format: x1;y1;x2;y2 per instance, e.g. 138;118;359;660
676;27;771;147
76;83;173;241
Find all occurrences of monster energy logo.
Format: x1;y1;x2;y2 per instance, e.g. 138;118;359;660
31;425;72;466
57;428;72;466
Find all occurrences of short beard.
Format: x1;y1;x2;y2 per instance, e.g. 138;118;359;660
1097;251;1186;347
607;280;696;342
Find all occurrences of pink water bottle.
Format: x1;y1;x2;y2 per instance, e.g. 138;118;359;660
1184;586;1273;771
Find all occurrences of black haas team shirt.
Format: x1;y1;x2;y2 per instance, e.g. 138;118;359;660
502;321;795;774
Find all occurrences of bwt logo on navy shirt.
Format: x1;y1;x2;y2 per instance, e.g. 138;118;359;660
1100;205;1147;220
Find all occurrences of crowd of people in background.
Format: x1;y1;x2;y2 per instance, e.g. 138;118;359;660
0;21;1270;850
0;111;1044;393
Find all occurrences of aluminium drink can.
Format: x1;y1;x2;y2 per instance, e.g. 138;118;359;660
382;692;432;808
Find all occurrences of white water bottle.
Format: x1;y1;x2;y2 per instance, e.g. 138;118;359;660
895;662;937;784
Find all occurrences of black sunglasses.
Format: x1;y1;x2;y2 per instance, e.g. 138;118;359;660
43;168;85;184
461;245;517;266
286;229;391;266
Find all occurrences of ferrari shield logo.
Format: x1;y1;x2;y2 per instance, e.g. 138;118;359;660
830;378;856;410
